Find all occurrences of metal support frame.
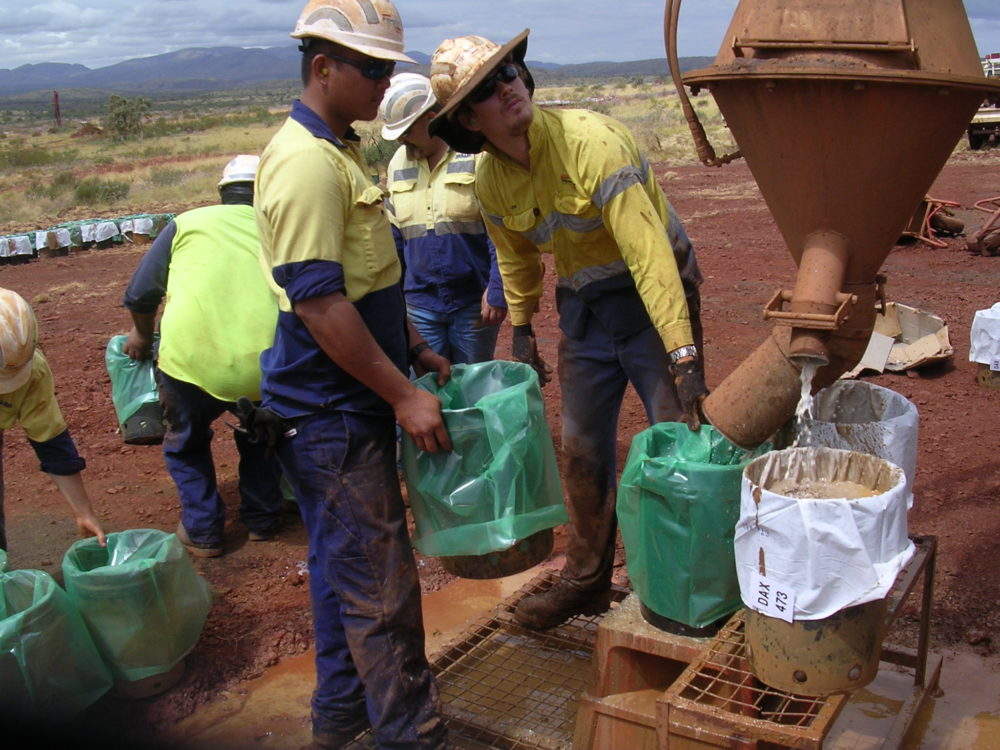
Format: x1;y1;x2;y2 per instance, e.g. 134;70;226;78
903;197;963;248
967;196;1000;256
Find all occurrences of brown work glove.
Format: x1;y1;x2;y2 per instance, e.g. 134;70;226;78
512;325;552;386
672;359;709;431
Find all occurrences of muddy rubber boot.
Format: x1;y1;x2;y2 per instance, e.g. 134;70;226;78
513;581;613;630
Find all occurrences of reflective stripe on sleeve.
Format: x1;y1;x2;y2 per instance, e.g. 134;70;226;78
523;211;604;246
557;259;629;292
592;157;651;208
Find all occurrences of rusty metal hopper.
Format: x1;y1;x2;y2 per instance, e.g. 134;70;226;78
665;0;1000;447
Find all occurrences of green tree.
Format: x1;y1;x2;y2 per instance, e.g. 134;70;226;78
105;95;151;140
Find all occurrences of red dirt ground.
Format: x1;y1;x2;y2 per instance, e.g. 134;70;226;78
0;151;997;742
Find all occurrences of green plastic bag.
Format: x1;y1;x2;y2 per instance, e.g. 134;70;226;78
402;361;567;557
105;334;159;424
62;529;213;682
617;424;770;629
0;548;6;572
0;569;112;717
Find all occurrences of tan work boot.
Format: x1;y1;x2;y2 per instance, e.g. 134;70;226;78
513;581;612;630
175;522;223;558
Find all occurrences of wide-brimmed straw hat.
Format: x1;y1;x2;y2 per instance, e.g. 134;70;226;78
428;29;533;153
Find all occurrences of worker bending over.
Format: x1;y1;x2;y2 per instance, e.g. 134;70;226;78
254;1;449;746
123;155;284;557
429;31;708;630
381;72;506;364
0;288;106;551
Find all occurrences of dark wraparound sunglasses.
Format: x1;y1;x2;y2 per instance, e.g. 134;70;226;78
469;63;520;104
328;53;395;81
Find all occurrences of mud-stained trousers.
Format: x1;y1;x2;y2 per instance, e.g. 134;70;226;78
157;369;284;547
558;294;704;593
276;410;445;749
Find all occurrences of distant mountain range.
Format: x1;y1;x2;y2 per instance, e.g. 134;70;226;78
0;47;714;95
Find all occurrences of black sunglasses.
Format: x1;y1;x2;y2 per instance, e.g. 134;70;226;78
469;63;521;104
327;53;395;81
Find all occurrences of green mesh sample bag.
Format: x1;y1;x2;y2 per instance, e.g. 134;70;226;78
617;424;770;628
0;569;112;718
62;529;213;682
401;361;567;557
0;549;6;572
105;334;159;424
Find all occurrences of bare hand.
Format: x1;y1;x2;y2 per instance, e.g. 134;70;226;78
479;291;507;327
395;386;452;453
76;514;107;546
123;327;152;361
413;348;451;385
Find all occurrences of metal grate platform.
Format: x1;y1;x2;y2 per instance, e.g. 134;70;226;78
431;571;628;749
668;610;847;741
346;570;626;749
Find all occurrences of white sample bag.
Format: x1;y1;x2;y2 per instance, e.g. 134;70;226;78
969;302;1000;369
796;381;918;509
735;447;914;621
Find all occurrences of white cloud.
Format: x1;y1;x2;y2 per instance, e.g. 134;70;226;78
0;0;996;71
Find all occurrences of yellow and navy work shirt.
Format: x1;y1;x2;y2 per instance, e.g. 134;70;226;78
0;350;85;475
254;100;407;418
476;106;701;352
385;146;505;314
123;204;278;402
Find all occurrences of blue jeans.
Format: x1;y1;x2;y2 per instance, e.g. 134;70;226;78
276;410;445;749
157;370;283;546
558;294;704;591
407;303;499;364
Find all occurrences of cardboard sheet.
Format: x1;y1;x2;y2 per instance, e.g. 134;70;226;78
842;302;952;377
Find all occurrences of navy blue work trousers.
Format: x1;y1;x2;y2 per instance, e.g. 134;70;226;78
558;294;704;592
157;370;283;546
276;410;445;749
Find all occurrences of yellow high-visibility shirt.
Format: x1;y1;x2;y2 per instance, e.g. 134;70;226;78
0;350;67;442
157;204;278;403
476;106;700;353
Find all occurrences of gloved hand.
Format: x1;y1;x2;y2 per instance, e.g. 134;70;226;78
672;359;709;431
512;325;552;386
234;397;292;454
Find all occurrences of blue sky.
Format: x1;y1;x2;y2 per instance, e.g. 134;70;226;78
1;1;998;70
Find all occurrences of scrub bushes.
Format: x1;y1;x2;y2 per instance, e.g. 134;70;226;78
74;177;130;205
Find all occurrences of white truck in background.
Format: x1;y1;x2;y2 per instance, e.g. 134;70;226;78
969;54;1000;150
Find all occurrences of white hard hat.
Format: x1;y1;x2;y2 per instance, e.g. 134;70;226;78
218;154;260;187
291;0;415;64
380;73;436;140
428;30;532;154
0;288;37;394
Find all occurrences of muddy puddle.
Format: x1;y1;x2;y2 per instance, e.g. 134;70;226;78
169;570;543;749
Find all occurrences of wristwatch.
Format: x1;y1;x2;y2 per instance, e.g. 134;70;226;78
669;345;699;363
409;342;431;363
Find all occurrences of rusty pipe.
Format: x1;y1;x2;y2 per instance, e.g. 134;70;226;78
703;280;878;448
787;230;850;365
